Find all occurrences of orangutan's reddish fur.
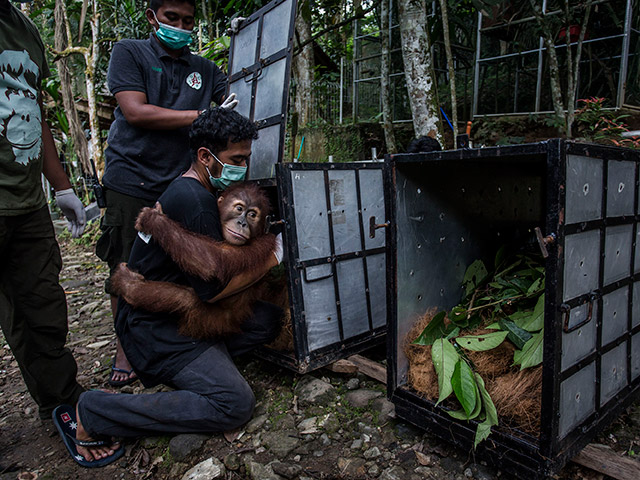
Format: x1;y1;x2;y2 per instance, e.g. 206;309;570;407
109;183;279;338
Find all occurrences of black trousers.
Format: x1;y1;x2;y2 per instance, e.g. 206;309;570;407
0;206;83;418
79;301;282;438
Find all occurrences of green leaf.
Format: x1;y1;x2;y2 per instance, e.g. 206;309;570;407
456;331;508;351
445;327;461;340
449;306;469;327
431;339;460;405
473;373;498;448
513;332;544;369
519;294;545;332
447;389;482;421
498;318;533;349
485;323;500;329
463;260;489;296
527;278;543;295
451;360;478;418
413;311;448;346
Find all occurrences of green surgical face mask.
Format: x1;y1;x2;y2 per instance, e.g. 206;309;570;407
152;11;193;50
205;149;247;190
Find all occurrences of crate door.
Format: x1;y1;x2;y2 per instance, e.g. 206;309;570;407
553;144;640;454
281;164;387;370
227;0;296;180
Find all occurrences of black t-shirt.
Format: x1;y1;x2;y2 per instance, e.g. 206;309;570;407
115;176;227;386
102;35;227;201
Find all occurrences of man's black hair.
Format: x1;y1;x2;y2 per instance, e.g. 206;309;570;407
149;0;196;13
189;108;259;162
407;136;442;153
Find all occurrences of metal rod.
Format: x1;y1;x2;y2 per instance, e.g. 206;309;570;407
535;0;547;113
617;0;633;108
472;10;482;117
339;57;344;124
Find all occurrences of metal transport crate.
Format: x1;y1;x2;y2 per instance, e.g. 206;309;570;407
385;140;640;478
257;162;387;372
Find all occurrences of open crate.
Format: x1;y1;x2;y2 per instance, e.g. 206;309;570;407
256;162;387;372
385;140;640;478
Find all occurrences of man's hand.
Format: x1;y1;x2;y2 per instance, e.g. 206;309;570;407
55;189;86;238
273;233;284;264
220;92;238;110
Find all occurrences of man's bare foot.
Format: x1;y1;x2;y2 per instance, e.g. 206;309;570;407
110;337;137;385
75;405;121;462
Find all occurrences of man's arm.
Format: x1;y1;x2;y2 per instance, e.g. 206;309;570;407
115;91;201;130
41;106;86;237
41;117;72;191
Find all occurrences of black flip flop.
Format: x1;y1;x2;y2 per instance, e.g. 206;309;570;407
108;362;138;387
52;404;124;468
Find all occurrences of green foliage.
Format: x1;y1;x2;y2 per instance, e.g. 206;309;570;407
415;248;546;446
575;97;640;149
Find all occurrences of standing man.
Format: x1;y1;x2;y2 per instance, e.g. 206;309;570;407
97;0;234;386
0;0;86;420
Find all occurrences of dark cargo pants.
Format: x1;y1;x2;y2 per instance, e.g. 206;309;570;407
0;206;84;418
78;301;283;438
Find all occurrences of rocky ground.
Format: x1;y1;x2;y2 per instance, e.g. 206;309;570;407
1;224;640;480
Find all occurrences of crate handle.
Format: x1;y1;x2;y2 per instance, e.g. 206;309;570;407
561;296;595;333
369;216;390;239
303;264;333;283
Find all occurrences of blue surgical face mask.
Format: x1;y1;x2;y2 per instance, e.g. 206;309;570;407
152;11;193;50
205;149;247;190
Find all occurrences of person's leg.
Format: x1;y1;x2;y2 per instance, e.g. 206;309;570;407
96;189;154;384
77;344;255;438
0;208;84;418
225;300;283;357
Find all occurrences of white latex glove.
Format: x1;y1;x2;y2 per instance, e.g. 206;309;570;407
220;92;238;110
273;233;284;264
55;188;86;238
230;16;246;34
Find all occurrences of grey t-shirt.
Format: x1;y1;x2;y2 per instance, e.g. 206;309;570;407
102;35;227;201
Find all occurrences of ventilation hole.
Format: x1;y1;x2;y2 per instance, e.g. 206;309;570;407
583;183;590;195
439;212;445;221
575;392;581;401
613;311;617;317
617;250;620;256
327;317;332;322
619;182;625;193
497;186;502;192
417;188;422;194
578;329;582;337
417;295;423;301
440;288;445;296
417;243;422;249
580;260;585;267
409;270;414;276
612;366;617;374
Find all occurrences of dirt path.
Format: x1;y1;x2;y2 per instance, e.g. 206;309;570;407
1;232;639;480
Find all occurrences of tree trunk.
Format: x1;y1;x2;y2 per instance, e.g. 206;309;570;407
292;4;314;126
439;0;457;147
565;0;592;138
380;0;397;153
54;0;90;175
85;1;103;172
529;0;566;134
397;0;441;141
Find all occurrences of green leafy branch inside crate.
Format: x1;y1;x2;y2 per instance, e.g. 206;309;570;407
413;248;546;447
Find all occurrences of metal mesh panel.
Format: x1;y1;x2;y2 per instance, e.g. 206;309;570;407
603;225;633;285
288;165;385;354
602;286;629;346
565;155;603;224
249;124;281;179
260;0;293;58
561;303;597;371
606;160;636;217
600;343;628;406
254;59;287;122
230;20;259;75
558;362;596;439
563;230;601;301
